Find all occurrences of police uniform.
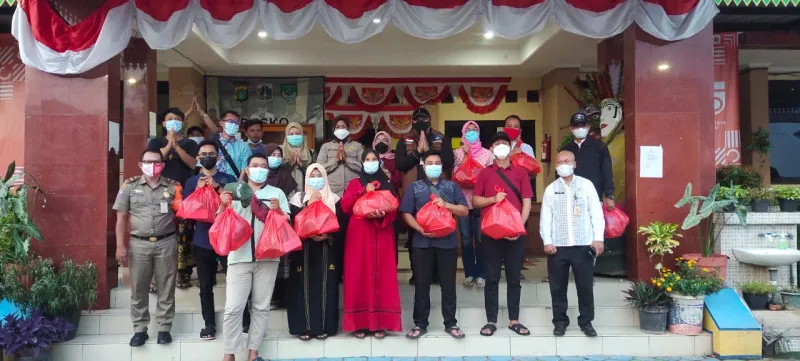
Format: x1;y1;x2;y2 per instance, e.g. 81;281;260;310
113;175;179;334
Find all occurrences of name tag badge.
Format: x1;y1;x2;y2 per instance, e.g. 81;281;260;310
160;201;169;214
574;206;581;217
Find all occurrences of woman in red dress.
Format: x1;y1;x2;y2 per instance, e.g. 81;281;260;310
341;148;402;339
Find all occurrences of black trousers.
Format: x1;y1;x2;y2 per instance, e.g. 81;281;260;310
193;245;218;328
547;245;595;328
412;247;458;329
483;237;525;323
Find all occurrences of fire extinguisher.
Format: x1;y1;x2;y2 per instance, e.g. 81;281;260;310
541;134;551;162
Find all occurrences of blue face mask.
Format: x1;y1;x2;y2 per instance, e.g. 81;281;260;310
165;120;183;133
287;134;304;147
223;122;240;137
464;130;479;144
268;156;282;169
424;164;443;179
248;167;268;183
363;161;380;175
307;177;325;191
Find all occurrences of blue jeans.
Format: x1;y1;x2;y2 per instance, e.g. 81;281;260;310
459;211;483;278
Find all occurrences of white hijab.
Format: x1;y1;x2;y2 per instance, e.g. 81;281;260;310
289;163;340;212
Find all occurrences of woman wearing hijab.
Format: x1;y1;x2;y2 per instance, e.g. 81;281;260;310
282;122;312;192
341;149;402;339
286;164;343;341
316;116;364;197
372;130;402;190
453;121;493;288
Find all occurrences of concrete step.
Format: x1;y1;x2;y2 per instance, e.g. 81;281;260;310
54;326;713;361
753;309;800;335
77;305;640;336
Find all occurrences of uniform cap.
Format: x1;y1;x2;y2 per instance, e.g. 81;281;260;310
224;181;253;204
412;108;431;120
569;112;589;126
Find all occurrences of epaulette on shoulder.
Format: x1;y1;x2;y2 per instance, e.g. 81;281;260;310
123;176;140;184
163;178;179;185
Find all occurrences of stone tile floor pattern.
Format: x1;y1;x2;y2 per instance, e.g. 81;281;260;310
277;357;776;361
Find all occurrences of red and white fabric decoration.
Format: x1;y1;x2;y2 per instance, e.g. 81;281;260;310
348;85;398;113
404;84;450;108
458;84;508;115
14;0;718;75
326;104;415;139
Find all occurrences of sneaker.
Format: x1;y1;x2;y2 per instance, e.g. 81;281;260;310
200;326;216;340
475;277;486;288
463;277;475;286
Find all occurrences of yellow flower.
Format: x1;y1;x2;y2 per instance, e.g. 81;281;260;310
675;276;681;281
660;278;665;282
657;282;662;287
666;287;672;292
651;279;657;284
702;268;709;272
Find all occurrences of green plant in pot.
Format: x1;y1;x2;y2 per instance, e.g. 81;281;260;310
655;258;724;335
0;161;46;287
773;186;800;212
623;281;671;334
738;280;776;310
716;165;762;189
748;187;775;213
718;185;750;212
779;286;800;311
638;221;682;271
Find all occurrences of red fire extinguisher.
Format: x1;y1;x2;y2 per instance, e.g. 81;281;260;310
541;134;551;162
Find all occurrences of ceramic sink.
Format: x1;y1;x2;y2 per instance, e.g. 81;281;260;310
732;248;800;267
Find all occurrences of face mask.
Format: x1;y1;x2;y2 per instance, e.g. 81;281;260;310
424;165;443;179
375;142;389;154
334;129;350;140
493;144;511;160
464;130;479;144
363;161;380;174
504;127;521;140
199;157;217;170
247;139;263;145
556;164;575;177
248;167;268;183
190;136;204;144
287;134;304;147
223;122;240;137
141;162;164;178
268;156;282;169
165;120;183;133
413;121;430;132
307;177;325;191
572;127;589;139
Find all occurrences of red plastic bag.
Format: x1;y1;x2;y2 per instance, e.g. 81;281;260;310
176;186;220;223
481;186;527;240
453;156;484;189
294;200;340;239
256;211;302;259
353;181;399;218
208;208;253;256
511;152;542;175
416;194;457;238
603;206;629;238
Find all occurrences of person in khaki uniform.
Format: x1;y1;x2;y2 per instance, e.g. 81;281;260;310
316;115;364;197
114;149;180;347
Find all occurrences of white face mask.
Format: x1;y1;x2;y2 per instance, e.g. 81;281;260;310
334;129;350;140
190;137;204;144
572;127;589;139
492;144;511;160
556;164;575;177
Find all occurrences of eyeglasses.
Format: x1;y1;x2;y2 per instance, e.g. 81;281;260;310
224;119;241;125
198;153;218;158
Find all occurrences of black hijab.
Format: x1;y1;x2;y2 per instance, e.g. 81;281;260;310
359;148;396;195
264;143;298;197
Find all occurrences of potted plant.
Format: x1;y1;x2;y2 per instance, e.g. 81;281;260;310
773;186;800;212
748;187;775;213
675;183;747;278
655;258;724;335
716;165;762;189
623;281;671;334
718;185;750;212
738;280;776;310
0;161;46;288
0;312;74;361
779;287;800;311
638;221;682;270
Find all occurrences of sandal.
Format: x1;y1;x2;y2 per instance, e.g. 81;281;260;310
405;327;427;339
298;334;312;341
149;284;157;294
373;330;386;339
353;331;367;339
480;323;497;337
508;323;530;336
445;326;465;339
316;333;328;340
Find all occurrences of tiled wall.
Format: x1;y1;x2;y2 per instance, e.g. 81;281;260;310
715;210;800;289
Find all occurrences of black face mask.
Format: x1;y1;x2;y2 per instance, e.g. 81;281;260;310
199;157;218;170
413;121;430;132
375;143;389;154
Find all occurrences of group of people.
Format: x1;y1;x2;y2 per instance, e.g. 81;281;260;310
113;102;614;361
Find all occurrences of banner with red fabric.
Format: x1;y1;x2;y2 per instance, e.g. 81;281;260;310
325;104;415;139
713;33;741;166
13;0;718;75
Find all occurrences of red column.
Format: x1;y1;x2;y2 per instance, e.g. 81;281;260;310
122;38;157;179
0;35;26;176
599;25;716;280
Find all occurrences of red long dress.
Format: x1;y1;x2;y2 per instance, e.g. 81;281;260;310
341;179;402;332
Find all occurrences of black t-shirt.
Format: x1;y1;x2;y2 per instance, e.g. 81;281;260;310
147;137;199;186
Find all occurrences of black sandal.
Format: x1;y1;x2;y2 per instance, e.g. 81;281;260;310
445;326;465;339
373;330;387;339
405;326;427;339
480;323;497;337
316;333;328;340
508;323;530;336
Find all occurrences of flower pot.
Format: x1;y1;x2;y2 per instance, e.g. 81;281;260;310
742;292;769;310
63;311;81;341
751;199;771;212
778;199;798;212
722;204;736;212
668;293;705;335
638;306;669;334
682;253;729;279
781;291;800;311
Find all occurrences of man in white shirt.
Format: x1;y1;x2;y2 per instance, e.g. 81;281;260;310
539;150;605;338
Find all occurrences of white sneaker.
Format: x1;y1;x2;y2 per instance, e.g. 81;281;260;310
475;278;486;288
463;277;475;287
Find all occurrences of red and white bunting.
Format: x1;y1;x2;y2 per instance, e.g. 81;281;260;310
348;85;397;113
14;0;718;75
404;84;450;108
457;84;508;115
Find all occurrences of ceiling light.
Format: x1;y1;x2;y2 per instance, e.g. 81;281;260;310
483;31;495;40
257;31;267;38
372;18;381;24
127;77;137;84
657;63;670;71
